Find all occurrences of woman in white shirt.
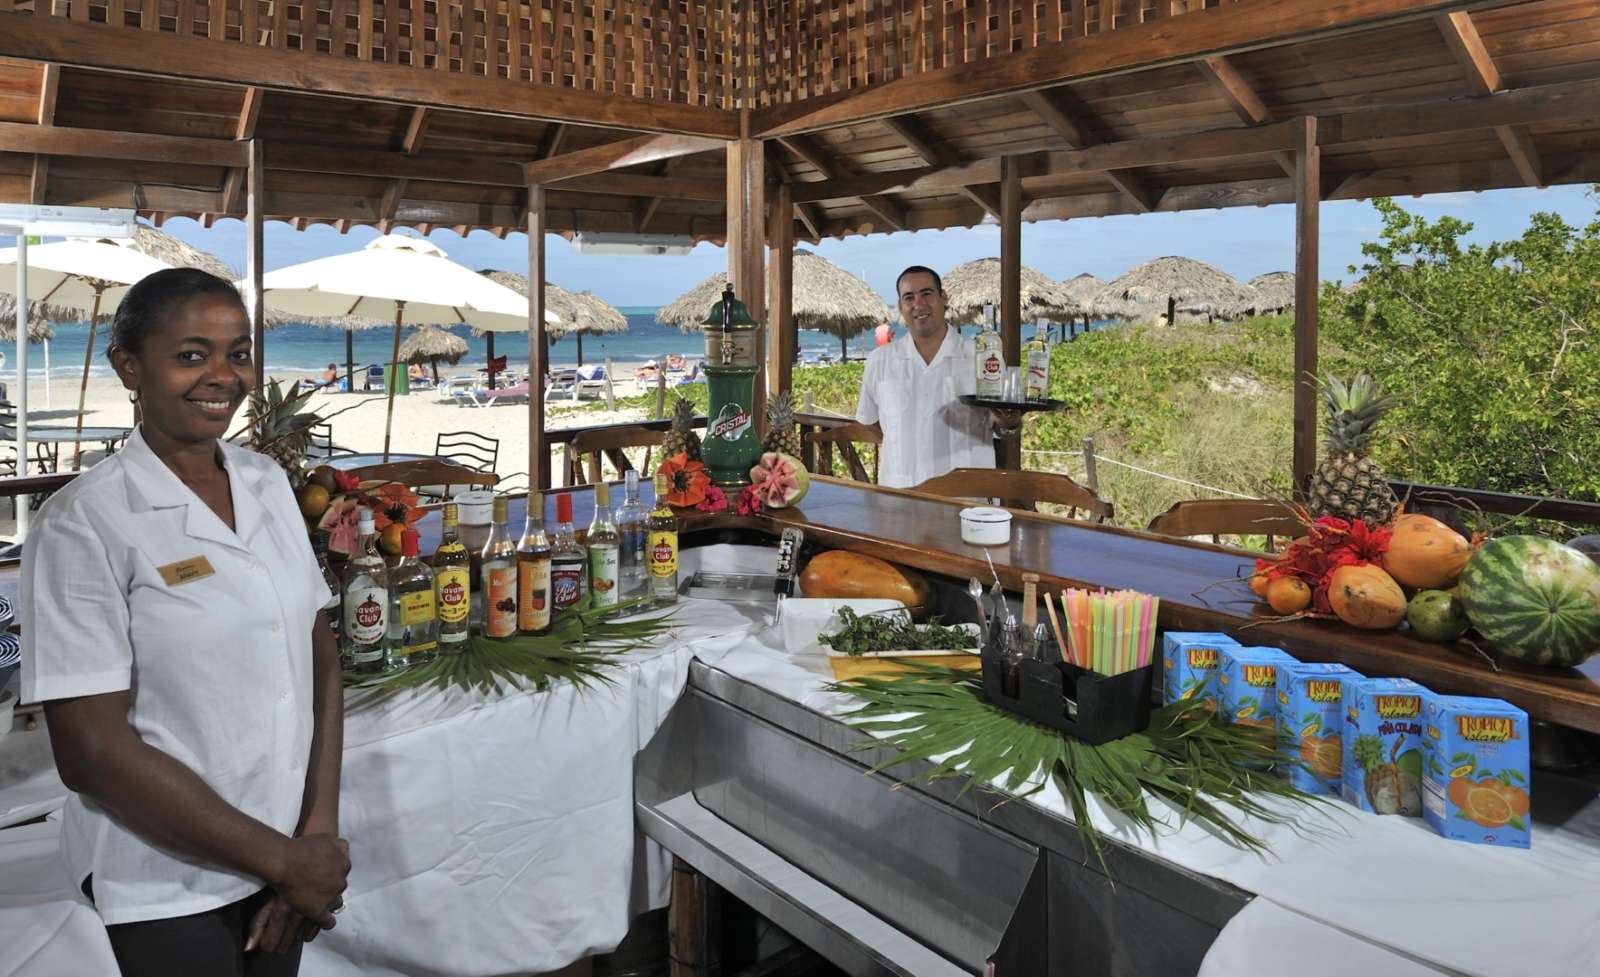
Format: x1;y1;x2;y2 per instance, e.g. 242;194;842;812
20;268;349;977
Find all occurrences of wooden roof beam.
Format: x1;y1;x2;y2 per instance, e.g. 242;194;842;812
29;63;59;205
881;114;1001;221
378;105;432;228
522;133;723;185
764;143;821;243
1194;56;1297;176
1496;123;1544;188
857;194;907;232
1013;86;1165;212
0;121;249;167
221;87;264;215
1434;11;1544;188
780;133;910;235
632;156;683;231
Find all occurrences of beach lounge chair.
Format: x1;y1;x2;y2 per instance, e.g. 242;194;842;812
545;369;579;401
479;381;530;406
575;363;608;399
363;364;385;392
671;360;702;386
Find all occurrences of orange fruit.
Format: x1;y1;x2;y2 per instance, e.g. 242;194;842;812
308;465;339;493
1249;573;1271;598
297;483;331;519
1266;576;1312;615
1447;776;1474;808
1497;784;1531;817
379;522;405;556
1464;784;1513;827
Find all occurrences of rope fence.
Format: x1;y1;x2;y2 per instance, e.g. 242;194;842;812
1021;446;1258;500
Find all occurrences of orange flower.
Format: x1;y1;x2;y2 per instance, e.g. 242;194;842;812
359;480;425;529
657;452;711;507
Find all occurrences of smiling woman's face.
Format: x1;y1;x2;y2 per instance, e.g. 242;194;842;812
112;293;255;447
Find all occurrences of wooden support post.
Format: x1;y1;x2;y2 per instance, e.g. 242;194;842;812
528;183;550;490
1292;117;1320;498
767;179;795;398
246;138;265;390
726;127;766;429
668;856;721;977
997;153;1023;470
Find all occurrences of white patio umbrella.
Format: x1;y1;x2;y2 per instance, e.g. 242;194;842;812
0;237;172;468
256;233;558;459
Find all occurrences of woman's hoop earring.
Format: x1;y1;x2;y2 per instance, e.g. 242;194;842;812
128;389;140;405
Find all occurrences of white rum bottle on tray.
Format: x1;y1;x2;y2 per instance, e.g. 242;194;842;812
481;496;518;639
387;528;438;669
550;493;587;615
432;503;472;651
615;470;648;601
647;473;679;606
588;482;621;612
974;302;1004;400
517;492;553;635
1024;316;1051;402
340;507;388;674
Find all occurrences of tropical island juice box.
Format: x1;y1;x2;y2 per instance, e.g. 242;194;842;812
1276;662;1360;795
1342;677;1426;817
1216;646;1297;730
1421;694;1530;848
1161;632;1240;708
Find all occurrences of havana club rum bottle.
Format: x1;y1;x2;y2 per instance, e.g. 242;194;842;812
974;302;1004;399
340;508;388;674
646;473;679;606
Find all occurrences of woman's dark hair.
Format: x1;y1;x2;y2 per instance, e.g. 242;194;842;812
107;267;245;359
895;265;943;296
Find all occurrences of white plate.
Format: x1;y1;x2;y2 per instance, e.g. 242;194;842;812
779;598;905;655
822;622;982;659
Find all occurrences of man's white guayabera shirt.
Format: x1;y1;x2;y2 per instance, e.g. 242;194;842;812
857;327;995;488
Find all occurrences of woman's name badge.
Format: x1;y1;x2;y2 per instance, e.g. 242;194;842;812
158;556;216;587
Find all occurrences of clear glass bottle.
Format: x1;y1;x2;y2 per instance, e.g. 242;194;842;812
339;507;388;674
614;470;648;602
481;496;518;639
587;482;621;612
646;472;679;605
974;302;1004;399
311;531;342;646
432;503;472;652
1024;316;1051;402
517;491;553;635
550;492;587;615
387;528;438;669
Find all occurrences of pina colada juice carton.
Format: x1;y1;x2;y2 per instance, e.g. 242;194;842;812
1342;677;1426;817
1161;632;1240;709
1217;646;1297;729
1276;662;1360;795
1422;694;1531;848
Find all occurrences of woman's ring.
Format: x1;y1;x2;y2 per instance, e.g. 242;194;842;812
332;901;345;916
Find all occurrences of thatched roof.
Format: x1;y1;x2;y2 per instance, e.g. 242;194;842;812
1244;272;1296;314
1057;273;1105;312
131;225;235;281
477;271;627;338
656;250;891;337
0;295;58;342
936;258;1083;326
1090;257;1258;323
398;324;469;365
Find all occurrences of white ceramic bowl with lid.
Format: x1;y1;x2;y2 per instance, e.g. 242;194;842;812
959;506;1012;546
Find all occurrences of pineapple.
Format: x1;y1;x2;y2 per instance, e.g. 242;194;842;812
762;391;802;457
245;379;319;487
1354;735;1419;816
662;396;702;462
1308;372;1399;525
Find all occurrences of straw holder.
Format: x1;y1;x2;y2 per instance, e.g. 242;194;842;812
980;647;1153;745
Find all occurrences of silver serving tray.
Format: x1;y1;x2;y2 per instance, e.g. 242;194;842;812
678;571;780;604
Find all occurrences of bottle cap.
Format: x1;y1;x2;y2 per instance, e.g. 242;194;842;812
402;528;419;558
557;492;573;524
491;495;508;521
527;491;543;521
626;469;639;491
442;502;458;526
357;507;376;532
654;472;670;497
595;481;611;507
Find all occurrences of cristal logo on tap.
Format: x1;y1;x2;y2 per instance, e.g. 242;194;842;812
1305;680;1343;703
1458;714;1518;742
1375;695;1421;719
355;597;382;629
710;404;751;441
1242;664;1278;687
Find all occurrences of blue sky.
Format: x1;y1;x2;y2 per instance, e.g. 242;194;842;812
159;184;1597;309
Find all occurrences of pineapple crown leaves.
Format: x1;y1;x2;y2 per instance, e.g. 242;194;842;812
236;378;320;456
1352;733;1386;772
1318;371;1398;455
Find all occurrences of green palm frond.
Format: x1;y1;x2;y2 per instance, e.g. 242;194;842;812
829;663;1322;870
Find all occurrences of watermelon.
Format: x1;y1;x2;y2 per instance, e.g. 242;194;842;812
1459;536;1600;668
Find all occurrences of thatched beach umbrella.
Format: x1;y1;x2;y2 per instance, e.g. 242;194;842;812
1091;256;1258;325
1057;273;1104;334
399;324;469;382
0;296;63;342
478;271;628;367
657;250;891;361
940;257;1081;327
1244;272;1295;315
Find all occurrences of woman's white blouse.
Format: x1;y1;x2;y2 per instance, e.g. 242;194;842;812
856;327;996;488
20;428;333;925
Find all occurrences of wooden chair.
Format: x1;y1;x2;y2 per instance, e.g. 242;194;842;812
1145;499;1305;550
345;459;499;500
802;422;881;484
435;430;499;473
306;423;347;461
565;425;665;486
910;467;1114;523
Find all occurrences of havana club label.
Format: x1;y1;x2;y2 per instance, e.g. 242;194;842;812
648;530;679;578
344;586;387;657
436;568;470;625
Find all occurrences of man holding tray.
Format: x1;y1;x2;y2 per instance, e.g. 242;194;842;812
857;265;995;488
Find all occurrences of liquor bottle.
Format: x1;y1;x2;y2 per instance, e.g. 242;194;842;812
339;507;388;674
587;482;621;612
516;491;552;635
615;469;648;601
481;496;518;639
387;528;438;669
550;493;587;615
974;302;1004;399
311;531;342;645
1024;316;1051;402
432;503;472;652
646;472;679;606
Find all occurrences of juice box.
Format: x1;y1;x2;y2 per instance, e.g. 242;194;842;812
1341;677;1426;817
1216;646;1297;730
1421;694;1530;848
1275;662;1361;795
1160;632;1240;708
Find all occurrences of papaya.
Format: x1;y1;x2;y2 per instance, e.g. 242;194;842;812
1328;564;1408;630
799;550;933;618
1383;514;1473;590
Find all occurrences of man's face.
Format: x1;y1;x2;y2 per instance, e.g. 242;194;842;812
897;271;947;341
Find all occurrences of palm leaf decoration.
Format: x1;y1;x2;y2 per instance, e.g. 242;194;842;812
829;663;1323;867
346;595;677;698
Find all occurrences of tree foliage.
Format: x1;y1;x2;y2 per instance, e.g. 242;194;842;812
1324;193;1600;502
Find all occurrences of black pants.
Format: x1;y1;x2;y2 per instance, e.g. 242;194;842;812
91;882;303;977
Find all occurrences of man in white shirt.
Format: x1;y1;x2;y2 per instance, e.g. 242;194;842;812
856;266;996;488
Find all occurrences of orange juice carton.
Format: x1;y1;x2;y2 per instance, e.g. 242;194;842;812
1421;694;1530;848
1275;662;1361;795
1341;677;1426;817
1216;646;1297;730
1161;632;1240;708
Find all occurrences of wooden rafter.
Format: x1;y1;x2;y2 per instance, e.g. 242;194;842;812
379;106;431;230
763;144;821;243
632;156;681;231
1434;10;1542;187
0;121;248;167
29;63;59;205
521;133;723;185
1015;86;1163;212
880;114;1001;220
779;132;906;234
1194;55;1296;176
221;86;264;215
